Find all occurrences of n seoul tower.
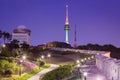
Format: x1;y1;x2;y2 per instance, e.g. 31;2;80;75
64;5;70;44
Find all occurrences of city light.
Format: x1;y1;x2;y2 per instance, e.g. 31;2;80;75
22;55;26;60
47;54;51;58
2;44;6;48
76;60;80;64
77;64;80;67
83;72;88;77
81;59;84;62
41;55;45;59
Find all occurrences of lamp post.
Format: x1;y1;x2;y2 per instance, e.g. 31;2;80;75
0;44;6;54
2;44;6;48
77;64;80;77
47;54;51;63
47;54;51;58
22;55;26;61
19;55;26;76
83;72;87;80
76;60;80;64
20;59;23;76
41;55;45;59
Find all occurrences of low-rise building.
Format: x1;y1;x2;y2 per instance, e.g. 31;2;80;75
12;25;31;45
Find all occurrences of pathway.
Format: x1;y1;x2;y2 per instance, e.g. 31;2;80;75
28;64;58;80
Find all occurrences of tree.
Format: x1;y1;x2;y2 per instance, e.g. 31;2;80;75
2;32;11;43
21;42;30;50
0;30;2;39
9;39;19;50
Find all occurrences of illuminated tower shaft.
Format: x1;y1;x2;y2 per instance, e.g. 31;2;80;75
64;5;70;44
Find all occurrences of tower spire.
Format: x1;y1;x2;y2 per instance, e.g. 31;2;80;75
64;4;70;44
65;5;69;25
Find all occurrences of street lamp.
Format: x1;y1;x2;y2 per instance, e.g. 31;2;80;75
81;59;84;62
77;64;81;77
20;59;23;76
76;60;80;64
47;54;51;58
22;55;26;60
47;54;51;63
2;44;6;48
88;57;90;60
77;64;80;67
41;55;45;59
91;56;94;59
83;72;88;80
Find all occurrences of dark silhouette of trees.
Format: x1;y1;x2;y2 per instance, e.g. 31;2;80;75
77;43;120;59
0;30;2;39
21;42;30;50
8;39;19;51
46;41;72;48
0;30;11;44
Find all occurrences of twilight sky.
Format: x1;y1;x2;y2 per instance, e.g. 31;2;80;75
0;0;120;47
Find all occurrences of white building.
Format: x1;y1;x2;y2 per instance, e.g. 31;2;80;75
12;25;31;45
96;54;120;80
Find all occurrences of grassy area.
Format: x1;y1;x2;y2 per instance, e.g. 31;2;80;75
0;64;50;80
68;77;82;80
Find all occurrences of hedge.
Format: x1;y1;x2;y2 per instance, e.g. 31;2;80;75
41;65;72;80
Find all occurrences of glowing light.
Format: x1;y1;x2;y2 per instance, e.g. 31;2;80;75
2;44;6;48
20;60;23;63
83;72;88;77
22;55;26;60
76;60;80;63
41;55;45;59
47;54;51;58
81;59;84;62
77;64;80;67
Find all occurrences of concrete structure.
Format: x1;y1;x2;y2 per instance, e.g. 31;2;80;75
12;25;31;45
50;47;110;57
64;5;70;44
96;54;120;80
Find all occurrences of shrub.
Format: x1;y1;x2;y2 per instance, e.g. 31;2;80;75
39;61;45;67
4;69;13;77
41;65;72;80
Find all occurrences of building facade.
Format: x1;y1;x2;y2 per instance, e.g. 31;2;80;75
96;54;120;80
12;25;31;45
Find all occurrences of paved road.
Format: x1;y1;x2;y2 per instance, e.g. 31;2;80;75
28;64;58;80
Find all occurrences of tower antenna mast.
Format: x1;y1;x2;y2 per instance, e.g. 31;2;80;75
74;25;77;48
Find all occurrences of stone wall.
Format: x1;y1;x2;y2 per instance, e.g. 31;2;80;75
96;54;120;80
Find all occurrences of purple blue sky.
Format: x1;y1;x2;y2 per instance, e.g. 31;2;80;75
0;0;120;47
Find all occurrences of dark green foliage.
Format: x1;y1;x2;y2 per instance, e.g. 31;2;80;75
2;31;11;44
4;69;13;77
0;30;2;39
0;59;18;76
9;39;19;50
21;42;30;51
46;41;72;48
41;65;72;80
39;61;45;67
77;43;120;59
